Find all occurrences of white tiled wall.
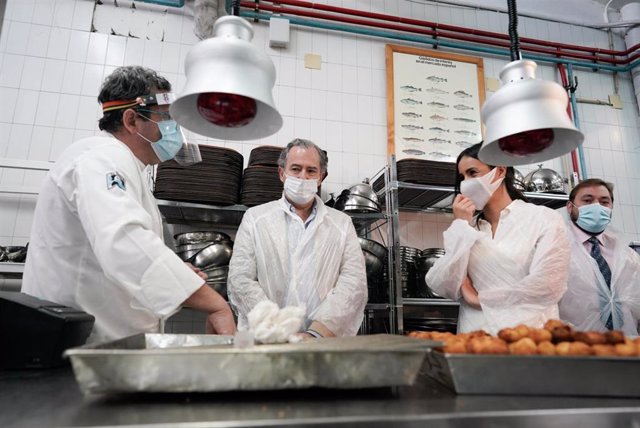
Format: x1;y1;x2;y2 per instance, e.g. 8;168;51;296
0;0;639;260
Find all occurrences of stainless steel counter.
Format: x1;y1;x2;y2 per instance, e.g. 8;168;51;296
2;365;640;428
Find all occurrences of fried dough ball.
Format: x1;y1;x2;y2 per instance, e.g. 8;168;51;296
550;325;575;343
407;331;432;339
574;331;607;345
466;336;509;354
543;319;568;331
528;328;553;344
555;341;592;356
509;337;537;355
605;330;625;345
442;338;468;354
430;332;456;342
592;344;617;357
536;341;556;356
614;343;638;357
498;324;531;343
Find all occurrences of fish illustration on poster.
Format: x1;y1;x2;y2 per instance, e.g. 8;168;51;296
388;46;485;162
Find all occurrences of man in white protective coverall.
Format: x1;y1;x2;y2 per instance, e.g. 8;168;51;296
559;178;640;335
22;66;236;343
227;139;368;338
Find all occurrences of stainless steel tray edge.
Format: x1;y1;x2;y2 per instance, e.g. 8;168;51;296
423;350;640;397
65;334;438;395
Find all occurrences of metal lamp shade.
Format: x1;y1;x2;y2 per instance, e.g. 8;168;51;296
170;16;283;140
479;60;584;166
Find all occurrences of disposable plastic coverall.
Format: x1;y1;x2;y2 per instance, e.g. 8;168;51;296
227;195;367;336
425;199;570;334
22;135;203;343
559;215;640;335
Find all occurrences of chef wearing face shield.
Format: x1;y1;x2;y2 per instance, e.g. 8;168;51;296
559;178;640;335
227;139;367;338
425;142;570;334
22;66;235;343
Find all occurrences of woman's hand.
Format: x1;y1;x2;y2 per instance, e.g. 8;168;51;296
460;276;481;309
452;194;476;224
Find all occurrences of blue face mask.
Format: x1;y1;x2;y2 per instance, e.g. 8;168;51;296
575;203;612;234
137;117;184;162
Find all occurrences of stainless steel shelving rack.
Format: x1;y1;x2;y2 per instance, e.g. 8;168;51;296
157;199;387;233
374;155;570;335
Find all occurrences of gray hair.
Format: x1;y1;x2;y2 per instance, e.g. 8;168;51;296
277;139;328;173
98;66;171;133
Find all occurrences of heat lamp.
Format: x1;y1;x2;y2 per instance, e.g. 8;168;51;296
170;2;282;140
478;0;584;166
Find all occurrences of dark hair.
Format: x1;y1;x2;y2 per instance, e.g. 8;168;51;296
569;178;614;203
98;66;171;133
277;138;328;174
454;142;528;203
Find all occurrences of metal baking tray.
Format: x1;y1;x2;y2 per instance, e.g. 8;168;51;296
424;350;640;397
65;334;437;395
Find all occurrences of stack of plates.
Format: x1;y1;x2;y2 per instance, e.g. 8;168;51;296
154;145;243;206
248;145;282;167
400;246;422;298
372;159;458;208
240;166;283;206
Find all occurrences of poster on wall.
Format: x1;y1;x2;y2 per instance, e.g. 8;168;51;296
386;44;486;162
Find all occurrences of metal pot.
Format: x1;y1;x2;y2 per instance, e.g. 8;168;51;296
415;248;446;298
333;180;381;213
358;238;387;260
524;165;565;194
187;241;233;269
174;231;231;246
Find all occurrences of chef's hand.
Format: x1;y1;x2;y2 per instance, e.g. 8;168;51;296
460;276;481;309
452;194;476;224
185;262;208;281
206;307;236;335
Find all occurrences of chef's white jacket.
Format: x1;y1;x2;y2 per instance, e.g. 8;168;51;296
227;195;367;336
426;200;570;334
559;218;640;335
22;135;203;343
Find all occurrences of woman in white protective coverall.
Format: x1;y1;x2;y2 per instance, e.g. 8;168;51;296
227;139;368;338
425;142;570;334
559;178;640;335
22;66;235;343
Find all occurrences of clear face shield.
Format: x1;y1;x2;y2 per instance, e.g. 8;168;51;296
136;93;202;166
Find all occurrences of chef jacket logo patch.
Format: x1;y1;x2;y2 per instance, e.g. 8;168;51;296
106;172;126;191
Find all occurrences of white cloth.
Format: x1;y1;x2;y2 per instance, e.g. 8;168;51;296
559;216;640;335
247;301;305;344
426;199;570;334
22;135;204;343
227;195;367;336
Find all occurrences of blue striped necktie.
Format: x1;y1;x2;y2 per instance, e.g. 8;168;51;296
588;236;613;330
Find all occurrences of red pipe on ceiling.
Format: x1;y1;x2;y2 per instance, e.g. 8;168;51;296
245;0;640;65
557;63;580;179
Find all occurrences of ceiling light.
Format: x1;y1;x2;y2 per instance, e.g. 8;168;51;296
478;0;584;166
171;15;283;140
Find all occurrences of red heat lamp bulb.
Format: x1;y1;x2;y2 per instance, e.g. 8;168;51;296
497;128;555;157
197;93;257;128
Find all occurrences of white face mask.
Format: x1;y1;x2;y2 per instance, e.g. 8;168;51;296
459;167;504;210
284;174;318;205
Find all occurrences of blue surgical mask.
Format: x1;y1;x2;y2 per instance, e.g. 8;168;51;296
137;116;184;162
575;203;611;234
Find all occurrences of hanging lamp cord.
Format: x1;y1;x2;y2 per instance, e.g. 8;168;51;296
507;0;520;61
